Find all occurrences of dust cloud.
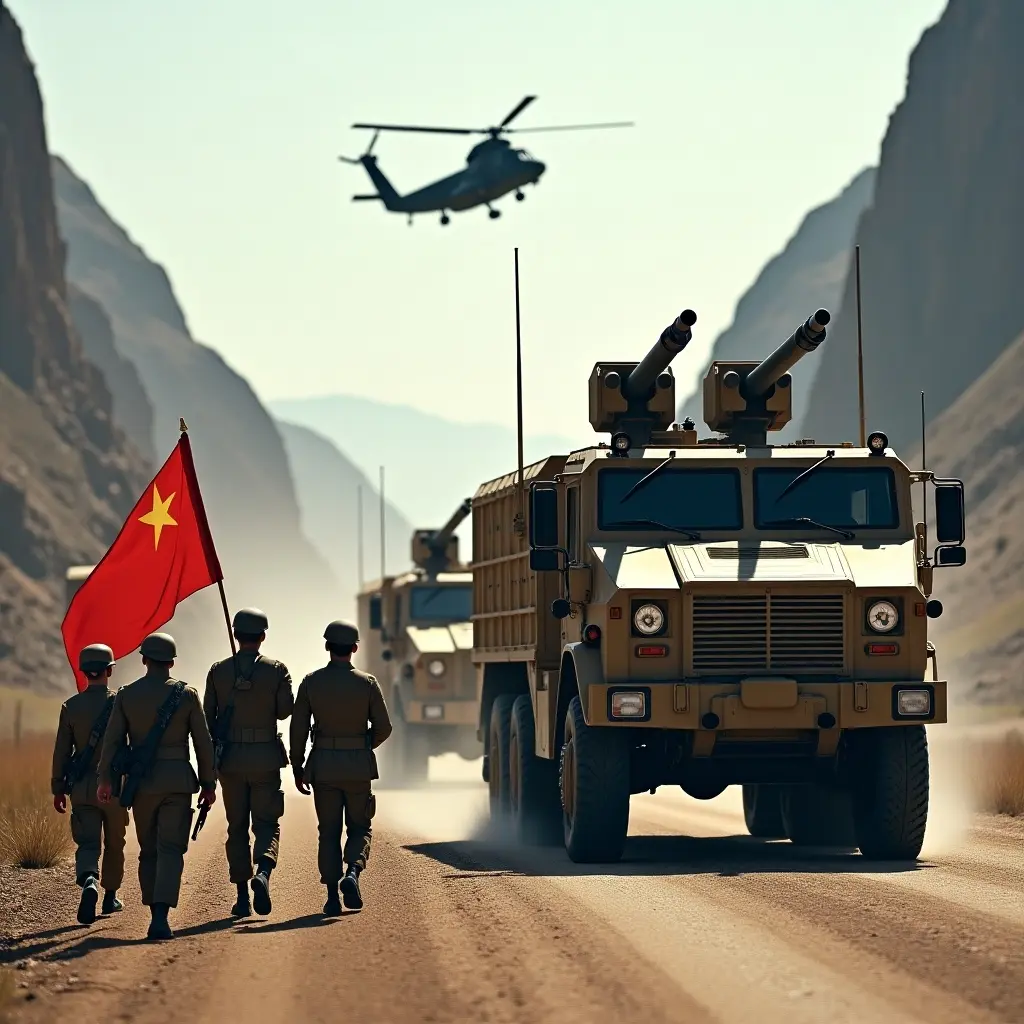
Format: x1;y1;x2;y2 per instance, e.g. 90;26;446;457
922;722;979;858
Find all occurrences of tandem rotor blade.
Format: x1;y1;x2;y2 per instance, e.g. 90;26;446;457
351;122;476;135
499;95;537;127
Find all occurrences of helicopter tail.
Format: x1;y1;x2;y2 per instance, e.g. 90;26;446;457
358;156;402;210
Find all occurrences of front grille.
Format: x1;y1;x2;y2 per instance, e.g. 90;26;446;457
691;593;845;674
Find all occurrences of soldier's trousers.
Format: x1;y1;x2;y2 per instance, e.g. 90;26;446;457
130;792;194;907
312;782;376;883
220;770;284;883
70;800;128;890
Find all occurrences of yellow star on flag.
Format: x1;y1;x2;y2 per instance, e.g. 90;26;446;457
139;485;178;550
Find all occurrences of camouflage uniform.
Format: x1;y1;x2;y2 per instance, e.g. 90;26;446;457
50;644;129;923
98;632;216;940
203;607;294;917
290;620;392;914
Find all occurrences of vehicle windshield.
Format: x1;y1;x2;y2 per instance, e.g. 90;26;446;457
754;466;899;530
408;584;473;623
597;467;743;531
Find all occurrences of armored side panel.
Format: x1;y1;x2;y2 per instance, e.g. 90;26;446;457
354;577;394;678
471;455;568;668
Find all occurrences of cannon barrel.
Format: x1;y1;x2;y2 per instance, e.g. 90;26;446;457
740;308;830;399
429;497;472;551
621;309;697;400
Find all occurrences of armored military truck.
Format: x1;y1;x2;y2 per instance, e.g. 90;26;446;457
361;500;481;782
355;574;396;680
472;307;967;862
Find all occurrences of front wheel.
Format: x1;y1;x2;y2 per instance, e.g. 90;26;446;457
851;726;929;860
781;784;856;847
742;784;786;839
559;696;630;863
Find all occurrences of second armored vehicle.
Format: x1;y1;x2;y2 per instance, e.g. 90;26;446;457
358;500;481;783
472;307;967;861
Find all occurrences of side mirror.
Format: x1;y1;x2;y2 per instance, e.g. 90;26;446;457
934;482;965;545
530;548;560;572
529;484;559;548
935;545;966;567
369;596;382;630
551;598;571;620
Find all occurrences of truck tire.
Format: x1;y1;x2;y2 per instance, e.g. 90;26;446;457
402;726;430;786
781;784;856;847
509;695;562;846
851;726;929;861
488;694;516;820
559;696;630;863
742;784;786;838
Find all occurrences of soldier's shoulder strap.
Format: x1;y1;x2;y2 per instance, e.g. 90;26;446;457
155;679;187;729
65;693;116;785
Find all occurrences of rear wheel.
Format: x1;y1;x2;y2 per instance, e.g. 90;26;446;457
782;784;856;847
851;726;929;860
488;695;516;820
559;696;630;863
509;695;561;845
742;784;786;838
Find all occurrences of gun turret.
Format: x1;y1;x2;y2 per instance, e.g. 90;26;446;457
411;497;472;576
589;309;697;448
703;309;829;446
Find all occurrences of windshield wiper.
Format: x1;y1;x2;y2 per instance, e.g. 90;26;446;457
760;517;854;540
620;451;675;501
604;518;701;541
775;449;835;500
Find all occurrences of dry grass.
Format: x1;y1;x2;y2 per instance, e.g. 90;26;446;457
971;730;1024;817
0;734;71;869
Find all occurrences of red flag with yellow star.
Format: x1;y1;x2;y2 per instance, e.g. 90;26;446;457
61;431;223;690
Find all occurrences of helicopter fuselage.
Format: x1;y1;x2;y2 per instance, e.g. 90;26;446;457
354;143;545;217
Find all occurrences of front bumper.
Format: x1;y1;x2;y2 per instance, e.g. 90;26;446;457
403;698;478;727
585;679;947;731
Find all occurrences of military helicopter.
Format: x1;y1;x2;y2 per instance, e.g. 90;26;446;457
338;96;633;225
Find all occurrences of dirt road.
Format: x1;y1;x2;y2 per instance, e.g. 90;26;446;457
3;750;1023;1024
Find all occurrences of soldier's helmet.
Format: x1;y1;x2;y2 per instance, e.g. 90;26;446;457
324;620;359;646
232;607;269;634
141;632;177;662
79;643;115;673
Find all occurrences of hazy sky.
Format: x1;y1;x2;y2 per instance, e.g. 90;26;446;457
12;0;946;440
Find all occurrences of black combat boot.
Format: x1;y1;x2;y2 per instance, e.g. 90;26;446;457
147;903;173;940
251;858;273;916
101;889;123;914
77;875;99;925
323;882;342;917
231;882;251;917
340;866;363;911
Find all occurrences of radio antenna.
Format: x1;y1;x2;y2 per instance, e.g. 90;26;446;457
855;244;866;447
514;247;526;536
379;466;386;581
920;390;928;556
357;484;364;588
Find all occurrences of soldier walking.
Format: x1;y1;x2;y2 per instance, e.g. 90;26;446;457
203;607;294;918
97;632;217;940
290;620;392;915
50;644;129;924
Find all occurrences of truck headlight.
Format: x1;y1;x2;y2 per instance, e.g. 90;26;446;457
896;689;931;716
633;603;665;636
610;691;646;718
427;659;446;677
423;704;444;720
867;599;899;633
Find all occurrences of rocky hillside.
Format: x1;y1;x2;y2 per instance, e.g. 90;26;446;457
51;157;342;674
677;167;876;437
0;2;150;690
802;1;1024;452
906;331;1024;708
276;421;415;611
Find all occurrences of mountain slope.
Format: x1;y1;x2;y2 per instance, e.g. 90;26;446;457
0;3;150;689
677;168;875;437
906;331;1024;706
268;393;581;538
276;421;415;611
52;157;341;672
802;0;1024;452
